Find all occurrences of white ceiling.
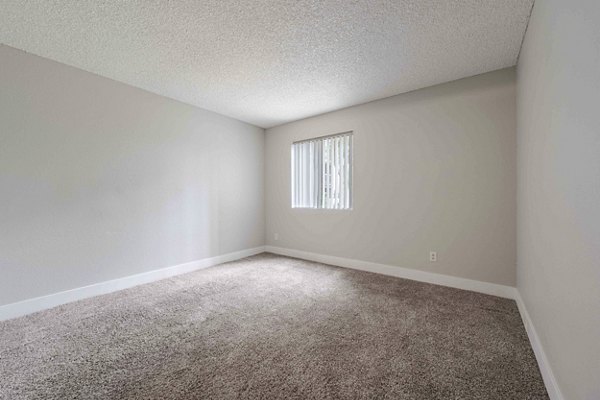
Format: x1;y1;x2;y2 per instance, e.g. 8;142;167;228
0;1;533;128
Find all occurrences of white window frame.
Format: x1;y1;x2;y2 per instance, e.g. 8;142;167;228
291;131;353;210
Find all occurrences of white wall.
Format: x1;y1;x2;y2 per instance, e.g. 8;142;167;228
0;45;265;306
266;68;516;286
517;1;600;398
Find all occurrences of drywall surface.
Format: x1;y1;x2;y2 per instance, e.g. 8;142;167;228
0;45;265;306
266;68;516;286
517;0;600;398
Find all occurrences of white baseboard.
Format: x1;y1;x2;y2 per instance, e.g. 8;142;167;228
514;293;564;400
1;244;562;400
0;246;265;321
265;246;517;299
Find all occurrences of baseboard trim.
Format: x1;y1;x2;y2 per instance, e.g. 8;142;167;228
0;246;266;321
514;293;564;400
2;244;561;399
265;246;517;299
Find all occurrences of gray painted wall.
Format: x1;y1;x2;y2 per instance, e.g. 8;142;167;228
266;68;517;286
0;45;265;306
517;1;600;398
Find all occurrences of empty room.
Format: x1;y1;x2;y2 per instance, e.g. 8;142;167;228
0;1;598;399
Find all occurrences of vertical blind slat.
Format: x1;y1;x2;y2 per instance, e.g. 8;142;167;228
304;143;308;207
334;137;338;208
291;145;295;206
343;135;348;209
348;135;353;208
296;144;300;206
327;139;331;208
346;135;350;209
335;137;341;209
340;136;347;208
333;137;337;209
336;136;341;209
330;137;335;209
298;144;302;207
309;142;313;208
292;145;296;206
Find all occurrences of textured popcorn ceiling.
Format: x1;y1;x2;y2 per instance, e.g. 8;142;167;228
0;1;533;128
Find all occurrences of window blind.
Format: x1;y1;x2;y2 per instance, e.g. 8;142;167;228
291;132;353;209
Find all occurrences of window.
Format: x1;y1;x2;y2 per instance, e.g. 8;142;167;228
291;131;353;209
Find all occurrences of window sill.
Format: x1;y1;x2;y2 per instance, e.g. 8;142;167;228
291;207;353;212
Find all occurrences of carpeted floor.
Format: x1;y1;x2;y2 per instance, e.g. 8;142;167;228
0;253;548;399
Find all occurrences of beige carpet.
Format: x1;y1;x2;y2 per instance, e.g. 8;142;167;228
0;253;548;399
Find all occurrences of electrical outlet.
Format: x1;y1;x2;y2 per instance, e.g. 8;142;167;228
429;251;437;262
274;233;279;241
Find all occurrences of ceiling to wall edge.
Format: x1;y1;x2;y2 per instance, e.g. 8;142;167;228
1;43;522;132
1;1;533;131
